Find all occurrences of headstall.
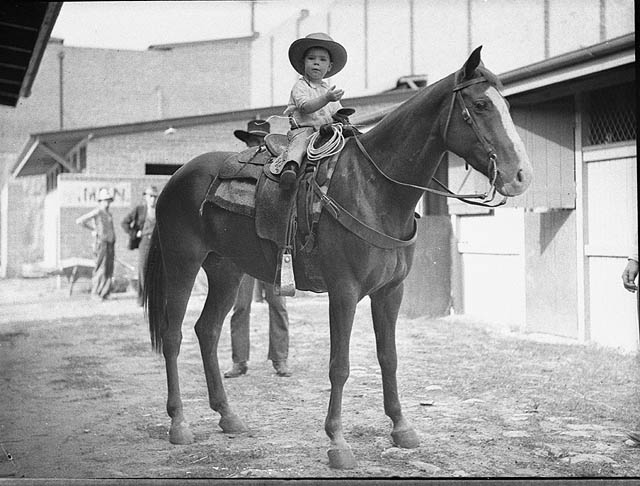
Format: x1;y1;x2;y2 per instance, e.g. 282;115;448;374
354;71;508;208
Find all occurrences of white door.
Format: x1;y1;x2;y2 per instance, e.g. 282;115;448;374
584;144;638;351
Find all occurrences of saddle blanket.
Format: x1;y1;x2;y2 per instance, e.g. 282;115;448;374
211;179;257;218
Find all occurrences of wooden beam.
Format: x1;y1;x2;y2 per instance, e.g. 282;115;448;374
64;135;91;159
39;142;76;173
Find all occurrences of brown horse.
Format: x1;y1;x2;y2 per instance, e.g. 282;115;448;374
144;47;532;469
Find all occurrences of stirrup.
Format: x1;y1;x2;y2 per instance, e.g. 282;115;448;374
275;250;295;296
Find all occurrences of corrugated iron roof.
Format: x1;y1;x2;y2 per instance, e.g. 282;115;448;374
0;2;62;106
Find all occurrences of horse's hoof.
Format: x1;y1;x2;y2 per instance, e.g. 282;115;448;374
169;425;194;445
219;414;248;434
391;428;420;449
327;446;357;469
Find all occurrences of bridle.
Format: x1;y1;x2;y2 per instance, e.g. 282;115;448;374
353;71;508;208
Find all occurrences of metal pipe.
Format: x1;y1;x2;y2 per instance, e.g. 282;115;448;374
250;0;256;35
599;0;606;41
58;49;64;129
295;9;309;39
270;36;274;106
364;0;369;89
467;0;472;53
409;0;415;75
544;0;550;58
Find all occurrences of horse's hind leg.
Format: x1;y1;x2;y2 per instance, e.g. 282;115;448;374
163;253;203;445
195;254;248;433
370;283;420;449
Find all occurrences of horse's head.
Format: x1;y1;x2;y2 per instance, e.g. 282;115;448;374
443;46;532;197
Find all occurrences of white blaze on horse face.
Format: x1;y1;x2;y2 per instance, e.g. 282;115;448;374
485;86;532;195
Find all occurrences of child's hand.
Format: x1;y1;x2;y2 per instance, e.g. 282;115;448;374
326;85;344;102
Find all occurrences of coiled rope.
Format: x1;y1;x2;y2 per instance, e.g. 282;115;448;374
306;124;346;161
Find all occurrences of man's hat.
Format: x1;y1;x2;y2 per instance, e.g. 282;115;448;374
233;119;270;144
97;188;114;201
143;186;159;197
288;32;347;78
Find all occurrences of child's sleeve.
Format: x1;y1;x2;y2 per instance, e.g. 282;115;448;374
290;80;314;111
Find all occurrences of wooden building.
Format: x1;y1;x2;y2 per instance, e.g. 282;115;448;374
447;33;637;350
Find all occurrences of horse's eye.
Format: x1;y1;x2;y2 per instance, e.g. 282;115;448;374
474;100;489;111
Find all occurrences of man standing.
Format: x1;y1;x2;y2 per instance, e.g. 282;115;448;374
76;188;116;301
121;186;159;306
224;119;292;378
621;230;639;445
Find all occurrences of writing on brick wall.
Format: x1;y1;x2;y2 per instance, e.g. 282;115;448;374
58;180;132;207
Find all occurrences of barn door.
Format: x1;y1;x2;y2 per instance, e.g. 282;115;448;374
583;144;638;350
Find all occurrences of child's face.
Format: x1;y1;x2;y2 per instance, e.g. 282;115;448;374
303;47;332;81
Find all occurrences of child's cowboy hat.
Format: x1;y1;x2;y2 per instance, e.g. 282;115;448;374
288;33;347;78
97;188;114;201
233;119;271;144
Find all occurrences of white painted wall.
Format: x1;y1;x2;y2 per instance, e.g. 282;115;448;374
249;0;635;107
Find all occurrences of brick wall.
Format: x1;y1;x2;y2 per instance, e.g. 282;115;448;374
0;37;254;182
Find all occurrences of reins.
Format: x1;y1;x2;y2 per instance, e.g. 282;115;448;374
353;73;507;208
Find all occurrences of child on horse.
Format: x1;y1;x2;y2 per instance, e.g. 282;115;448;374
270;32;349;189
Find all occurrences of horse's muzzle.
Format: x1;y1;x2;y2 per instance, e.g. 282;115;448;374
497;165;533;197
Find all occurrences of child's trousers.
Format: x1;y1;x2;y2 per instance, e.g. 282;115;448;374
284;126;315;168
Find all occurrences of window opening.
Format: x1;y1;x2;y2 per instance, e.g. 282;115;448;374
585;82;636;145
146;163;182;175
46;163;64;193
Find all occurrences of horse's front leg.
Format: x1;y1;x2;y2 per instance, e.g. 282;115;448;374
325;287;359;469
370;282;420;449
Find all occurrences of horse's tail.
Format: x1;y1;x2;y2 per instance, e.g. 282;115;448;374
143;225;166;354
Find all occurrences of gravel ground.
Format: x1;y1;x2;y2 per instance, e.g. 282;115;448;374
0;276;639;480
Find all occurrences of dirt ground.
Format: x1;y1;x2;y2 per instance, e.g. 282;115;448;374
1;276;639;480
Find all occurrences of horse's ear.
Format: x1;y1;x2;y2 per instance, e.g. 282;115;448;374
462;46;483;80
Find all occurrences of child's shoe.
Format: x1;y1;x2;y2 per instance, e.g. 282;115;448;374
279;162;298;189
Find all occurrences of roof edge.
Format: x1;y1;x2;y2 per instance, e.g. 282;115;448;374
21;3;63;99
148;33;259;51
500;33;635;85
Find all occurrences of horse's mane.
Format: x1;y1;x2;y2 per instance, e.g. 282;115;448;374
364;63;504;138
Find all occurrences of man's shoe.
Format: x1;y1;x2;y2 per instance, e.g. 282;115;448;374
273;360;292;377
223;362;248;378
627;431;640;444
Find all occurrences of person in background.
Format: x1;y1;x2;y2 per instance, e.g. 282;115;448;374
621;230;639;445
76;188;116;301
121;186;159;306
621;231;638;293
224;119;292;378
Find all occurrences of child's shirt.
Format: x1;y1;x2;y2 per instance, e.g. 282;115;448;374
284;76;343;129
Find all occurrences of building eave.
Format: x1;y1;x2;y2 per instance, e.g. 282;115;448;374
0;2;63;106
501;33;635;97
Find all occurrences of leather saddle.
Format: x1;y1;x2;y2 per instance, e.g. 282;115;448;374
202;125;354;293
